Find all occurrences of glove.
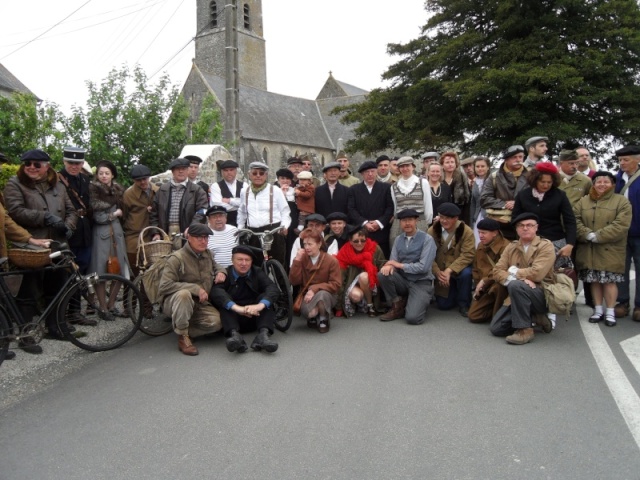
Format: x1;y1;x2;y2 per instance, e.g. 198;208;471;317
65;226;74;239
586;232;597;243
52;221;68;234
43;212;63;226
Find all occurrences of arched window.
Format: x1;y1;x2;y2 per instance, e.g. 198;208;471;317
210;1;218;28
262;148;268;162
243;4;250;30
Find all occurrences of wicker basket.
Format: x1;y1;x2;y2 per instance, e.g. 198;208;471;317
137;226;173;268
8;248;52;269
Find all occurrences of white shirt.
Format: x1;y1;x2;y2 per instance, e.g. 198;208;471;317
237;184;291;229
210;180;247;211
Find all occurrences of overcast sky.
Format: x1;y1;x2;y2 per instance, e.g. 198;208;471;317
0;0;428;112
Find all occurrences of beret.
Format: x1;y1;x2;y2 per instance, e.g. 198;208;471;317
460;156;475;166
375;155;390;164
287;157;303;165
206;205;227;215
275;168;293;180
188;223;213;236
95;160;118;179
592;170;616;184
396;156;415;167
168;158;190;170
63;146;86;162
535;162;558;174
346;224;366;237
422;152;438;160
248;161;269;170
558;150;578;161
397;208;420;220
615;145;640;157
326;212;348;222
476;218;501;231
219;160;239;169
305;213;327;225
130;164;152;179
297;171;313;180
20;149;51;162
525;136;548;149
438;202;461;217
358;161;377;173
184;155;202;164
511;212;539;226
503;145;525;159
232;245;259;261
322;161;341;172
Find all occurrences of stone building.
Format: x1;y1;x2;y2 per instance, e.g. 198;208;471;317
0;62;36;100
181;0;371;178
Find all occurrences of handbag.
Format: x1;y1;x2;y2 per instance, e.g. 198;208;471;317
293;255;324;315
107;224;121;275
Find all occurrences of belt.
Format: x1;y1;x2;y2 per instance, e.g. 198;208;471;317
249;222;281;233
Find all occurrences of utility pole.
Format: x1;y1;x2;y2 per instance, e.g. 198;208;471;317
225;0;239;164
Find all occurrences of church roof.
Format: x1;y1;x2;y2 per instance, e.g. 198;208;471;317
0;63;35;98
333;80;369;97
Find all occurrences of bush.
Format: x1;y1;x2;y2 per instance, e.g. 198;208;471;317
0;164;19;191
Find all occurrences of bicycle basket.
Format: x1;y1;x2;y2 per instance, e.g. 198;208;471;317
137;226;173;268
8;248;51;269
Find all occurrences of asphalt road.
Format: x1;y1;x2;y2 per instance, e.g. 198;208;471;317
1;294;640;480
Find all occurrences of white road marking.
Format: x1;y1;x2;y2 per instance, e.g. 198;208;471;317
621;334;640;378
579;317;640;452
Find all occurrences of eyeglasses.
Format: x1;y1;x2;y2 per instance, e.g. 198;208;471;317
251;170;267;176
516;223;537;229
24;161;46;168
351;239;366;244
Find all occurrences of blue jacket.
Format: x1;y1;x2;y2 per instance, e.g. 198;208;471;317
615;171;640;237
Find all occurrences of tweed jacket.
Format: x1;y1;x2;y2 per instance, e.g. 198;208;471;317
480;163;529;209
289;251;342;295
428;221;475;297
472;233;511;287
493;236;555;286
0;203;32;257
150;180;208;233
122;182;159;254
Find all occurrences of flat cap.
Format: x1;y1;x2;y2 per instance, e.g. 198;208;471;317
397;208;420;220
305;213;327;225
438;202;461;217
63;146;86;162
375;155;390;164
422;152;438;161
287;157;303;165
322;162;341;173
558;150;578;161
511;212;539;226
525;136;548;149
168;158;190;170
358;161;377;173
503;145;525;159
297;171;313;180
396;156;415;167
248;161;269;170
326;212;348;222
460;156;475;166
275;168;293;180
187;223;213;236
130;164;152;179
219;160;239;169
615;145;640;157
336;151;348;160
476;218;501;231
20;149;51;162
206;205;227;215
184;155;202;164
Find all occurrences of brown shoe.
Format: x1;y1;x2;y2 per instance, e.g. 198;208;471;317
178;335;198;356
533;313;552;333
506;328;534;345
380;298;406;322
317;317;330;333
633;307;640;322
614;302;630;318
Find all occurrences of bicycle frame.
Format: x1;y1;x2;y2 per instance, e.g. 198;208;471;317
235;226;283;263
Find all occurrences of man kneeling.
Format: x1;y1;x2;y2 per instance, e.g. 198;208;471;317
210;245;279;353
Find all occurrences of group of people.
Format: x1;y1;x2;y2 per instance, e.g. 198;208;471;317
2;136;638;359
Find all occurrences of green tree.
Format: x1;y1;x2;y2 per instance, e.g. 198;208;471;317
338;0;640;160
189;93;224;144
0;93;67;165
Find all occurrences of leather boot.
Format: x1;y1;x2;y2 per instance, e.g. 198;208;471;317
506;327;535;345
380;297;406;322
250;328;278;353
226;330;248;353
178;334;198;356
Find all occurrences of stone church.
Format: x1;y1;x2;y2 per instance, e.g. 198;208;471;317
181;0;370;174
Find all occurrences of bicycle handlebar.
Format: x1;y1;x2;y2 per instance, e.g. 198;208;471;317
235;226;283;238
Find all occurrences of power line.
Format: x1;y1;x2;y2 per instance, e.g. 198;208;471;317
136;0;187;64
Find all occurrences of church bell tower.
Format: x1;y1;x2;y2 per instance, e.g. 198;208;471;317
195;0;267;91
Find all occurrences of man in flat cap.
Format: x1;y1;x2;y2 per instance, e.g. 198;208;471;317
347;160;395;257
524;136;549;168
185;155;210;203
157;222;227;356
336;151;360;187
490;212;556;345
376;155;396;184
210;160;246;227
286;156;303;186
237;161;291;266
122;164;158;276
427;202;475;317
614;145;640;321
378;209;437;324
151;158;209;249
206;205;238;268
210;245;279;354
468;218;510;323
315;162;349;219
480;145;530;240
300;154;320;187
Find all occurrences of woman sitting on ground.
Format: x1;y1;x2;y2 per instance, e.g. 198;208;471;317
336;226;386;318
289;228;342;333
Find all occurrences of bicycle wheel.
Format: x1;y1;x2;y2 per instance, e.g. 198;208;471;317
265;259;293;332
128;275;172;336
57;274;143;352
0;307;11;367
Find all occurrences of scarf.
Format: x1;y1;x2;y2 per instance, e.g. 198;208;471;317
531;188;545;202
377;172;392;183
336;237;379;289
251;182;268;195
396;175;419;194
589;185;614;201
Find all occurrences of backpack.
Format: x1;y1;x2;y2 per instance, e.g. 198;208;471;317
542;272;576;317
141;253;181;304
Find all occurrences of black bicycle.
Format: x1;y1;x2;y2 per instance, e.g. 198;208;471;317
0;248;143;366
236;227;293;332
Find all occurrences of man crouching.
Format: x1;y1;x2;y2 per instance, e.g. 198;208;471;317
157;222;227;355
491;213;555;345
210;245;279;353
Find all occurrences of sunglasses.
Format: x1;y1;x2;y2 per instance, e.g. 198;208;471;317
351;239;366;244
251;170;267;176
24;161;47;168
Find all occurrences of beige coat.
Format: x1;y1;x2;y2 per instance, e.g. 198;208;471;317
0;203;32;257
493;236;555;286
122;183;159;254
428;221;475;297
